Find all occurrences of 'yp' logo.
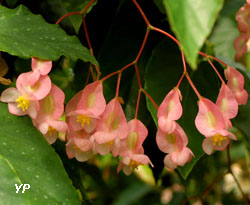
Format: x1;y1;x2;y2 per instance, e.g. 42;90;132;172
15;184;30;193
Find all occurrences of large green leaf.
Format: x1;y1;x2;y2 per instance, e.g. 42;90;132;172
0;5;97;65
145;38;221;179
0;102;80;204
162;0;223;69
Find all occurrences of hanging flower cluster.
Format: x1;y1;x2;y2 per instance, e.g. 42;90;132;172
195;66;248;155
0;58;67;144
156;88;194;169
234;0;250;61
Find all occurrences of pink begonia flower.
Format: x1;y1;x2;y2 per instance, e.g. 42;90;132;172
33;84;67;144
117;119;153;175
29;58;52;85
195;98;237;155
216;84;238;129
225;67;249;105
66;130;93;162
164;147;193;169
156;123;193;169
157;88;182;134
0;72;51;119
233;33;250;61
67;81;106;133
235;3;250;33
93;98;128;157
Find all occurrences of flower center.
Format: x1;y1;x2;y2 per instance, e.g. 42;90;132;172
48;126;58;137
129;160;141;170
76;115;90;127
107;140;114;148
212;134;227;146
15;96;30;111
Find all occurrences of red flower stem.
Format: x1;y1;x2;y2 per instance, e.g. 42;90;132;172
132;0;150;26
115;72;122;97
182;195;199;205
185;72;202;100
56;12;81;24
81;0;96;15
227;146;249;205
206;57;225;84
85;67;91;86
199;51;227;67
176;73;185;88
89;64;96;81
134;64;142;89
151;26;181;47
82;16;101;80
141;89;158;109
135;28;150;62
135;89;142;119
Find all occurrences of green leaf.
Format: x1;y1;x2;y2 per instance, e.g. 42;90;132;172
0;102;80;204
145;38;221;179
0;5;97;65
60;0;98;34
162;0;223;69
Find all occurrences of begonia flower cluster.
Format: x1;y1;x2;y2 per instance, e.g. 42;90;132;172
234;0;250;61
65;81;152;175
0;58;67;144
0;57;248;175
195;66;248;155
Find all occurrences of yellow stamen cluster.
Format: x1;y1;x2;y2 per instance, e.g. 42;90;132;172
107;140;114;148
48;126;58;137
212;134;227;146
15;96;30;111
76;115;90;127
129;160;141;170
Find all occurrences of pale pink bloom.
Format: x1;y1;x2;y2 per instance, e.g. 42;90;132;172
157;88;182;134
195;97;237;154
117;154;152;175
216;84;238;129
29;58;52;85
156;123;188;153
156;124;193;169
33;84;67;144
117;119;153;175
225;67;248;105
195;98;228;137
164;147;193;169
0;71;51;119
66;130;93;162
67;81;106;133
235;3;250;33
233;33;250;61
1;87;39;119
94;98;128;157
202;133;237;155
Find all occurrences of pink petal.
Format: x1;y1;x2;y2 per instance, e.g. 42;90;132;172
202;137;214;155
75;151;91;162
32;57;52;75
66;140;76;159
170;147;193;166
44;132;58;144
195;98;226;137
77;81;106;116
94;131;117;144
97;98;128;139
0;87;20;102
48;120;68;133
163;154;177;169
73;138;92;152
157;89;182;132
94;143;111;155
234;89;248;105
38;122;49;135
225;67;246;93
216;84;238;119
158;117;176;134
65;90;83;114
8;102;26;116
